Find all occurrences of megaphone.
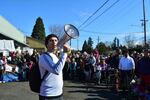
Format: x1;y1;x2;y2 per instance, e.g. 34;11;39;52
57;24;79;47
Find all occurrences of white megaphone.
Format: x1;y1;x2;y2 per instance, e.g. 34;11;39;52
57;24;79;47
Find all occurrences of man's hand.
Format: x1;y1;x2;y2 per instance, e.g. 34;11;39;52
63;44;71;54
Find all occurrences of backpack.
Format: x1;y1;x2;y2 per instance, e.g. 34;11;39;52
28;53;50;93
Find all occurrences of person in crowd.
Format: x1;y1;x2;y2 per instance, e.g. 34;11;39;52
38;34;70;100
94;59;102;85
136;49;150;100
99;57;108;84
113;49;123;91
2;56;7;67
83;52;91;82
88;52;96;80
10;51;16;63
24;51;31;63
63;57;71;80
132;51;140;78
31;49;40;63
112;48;122;69
78;57;85;81
105;53;113;68
70;58;77;80
0;59;5;83
119;49;135;91
93;48;100;63
74;52;82;80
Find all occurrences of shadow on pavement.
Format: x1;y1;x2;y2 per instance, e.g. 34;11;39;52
65;84;131;100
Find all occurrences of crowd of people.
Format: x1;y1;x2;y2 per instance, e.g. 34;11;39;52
0;46;150;99
62;48;150;99
0;50;39;82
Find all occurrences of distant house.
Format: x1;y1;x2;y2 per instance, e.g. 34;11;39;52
0;16;46;53
0;16;27;49
26;36;46;53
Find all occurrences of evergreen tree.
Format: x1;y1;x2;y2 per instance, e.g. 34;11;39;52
87;37;93;53
81;37;93;53
96;42;107;54
82;40;88;52
87;37;93;47
31;17;46;41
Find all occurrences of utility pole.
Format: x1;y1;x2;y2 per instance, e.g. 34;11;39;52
70;40;71;46
117;38;119;48
77;39;79;50
142;0;148;49
98;36;100;44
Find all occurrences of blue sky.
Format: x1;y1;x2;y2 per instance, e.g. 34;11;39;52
0;0;150;50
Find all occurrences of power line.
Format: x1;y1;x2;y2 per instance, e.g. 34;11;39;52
80;29;143;35
80;29;100;34
99;0;141;31
78;0;110;29
80;0;121;30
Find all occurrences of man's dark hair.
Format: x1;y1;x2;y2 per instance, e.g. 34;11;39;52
123;49;129;54
45;34;59;47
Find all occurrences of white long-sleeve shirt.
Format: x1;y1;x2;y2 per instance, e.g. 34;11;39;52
119;55;135;70
39;52;67;97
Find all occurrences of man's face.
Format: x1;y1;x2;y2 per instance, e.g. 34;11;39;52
47;37;58;49
124;52;128;57
144;51;150;57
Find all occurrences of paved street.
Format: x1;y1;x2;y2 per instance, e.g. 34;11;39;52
0;80;129;100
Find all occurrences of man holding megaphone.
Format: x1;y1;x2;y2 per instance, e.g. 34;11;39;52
38;34;70;100
38;24;79;100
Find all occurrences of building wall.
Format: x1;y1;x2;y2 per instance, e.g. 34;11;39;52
0;16;26;44
26;37;46;52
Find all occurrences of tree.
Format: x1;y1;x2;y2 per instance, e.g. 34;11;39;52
81;37;93;53
96;42;107;54
31;17;46;41
111;37;120;50
87;37;93;47
146;39;150;48
124;35;135;48
87;37;93;53
82;40;88;52
49;24;64;39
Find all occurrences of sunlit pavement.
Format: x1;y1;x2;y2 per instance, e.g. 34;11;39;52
0;80;129;100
